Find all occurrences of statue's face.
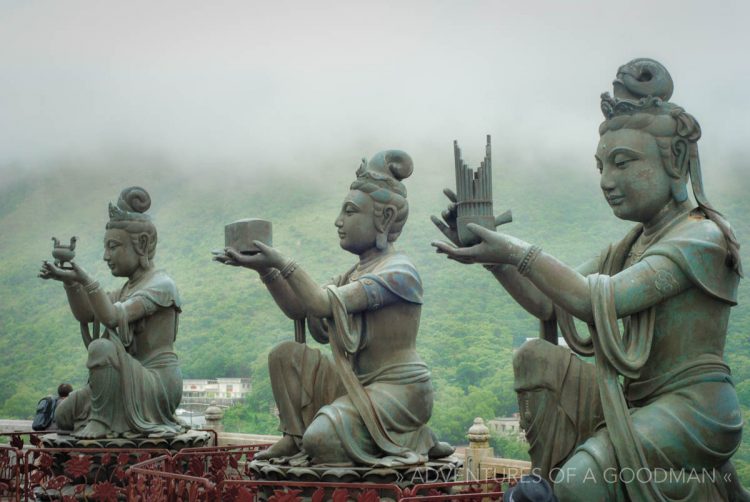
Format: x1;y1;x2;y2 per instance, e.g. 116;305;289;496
334;190;379;255
596;128;672;223
103;228;140;277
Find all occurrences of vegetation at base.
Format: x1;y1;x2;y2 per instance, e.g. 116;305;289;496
490;433;531;462
1;153;749;481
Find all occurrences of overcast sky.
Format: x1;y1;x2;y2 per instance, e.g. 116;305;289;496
1;0;748;179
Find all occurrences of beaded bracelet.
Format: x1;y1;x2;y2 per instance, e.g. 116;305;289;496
83;280;101;294
260;268;281;284
280;260;299;279
63;282;82;291
517;245;542;277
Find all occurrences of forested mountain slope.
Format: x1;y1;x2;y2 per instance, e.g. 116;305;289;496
2;152;749;476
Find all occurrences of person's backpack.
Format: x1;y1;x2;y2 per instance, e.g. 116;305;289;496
31;396;57;431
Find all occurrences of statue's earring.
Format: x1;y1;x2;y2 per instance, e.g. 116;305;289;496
671;179;688;203
375;232;388;250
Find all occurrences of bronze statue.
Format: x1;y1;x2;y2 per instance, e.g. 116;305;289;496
39;187;184;439
215;151;452;466
433;59;747;501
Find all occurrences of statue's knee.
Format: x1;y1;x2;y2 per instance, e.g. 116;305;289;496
268;340;300;368
553;452;595;500
302;416;344;462
513;338;554;370
87;339;117;368
554;447;614;502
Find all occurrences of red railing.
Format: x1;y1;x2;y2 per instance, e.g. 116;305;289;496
128;443;271;501
2;431;519;501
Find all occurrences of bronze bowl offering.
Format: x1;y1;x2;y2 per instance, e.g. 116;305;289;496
223;218;272;254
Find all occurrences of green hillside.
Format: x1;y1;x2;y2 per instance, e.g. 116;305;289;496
2;152;749;477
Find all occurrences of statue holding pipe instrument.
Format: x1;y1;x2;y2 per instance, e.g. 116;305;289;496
432;59;748;501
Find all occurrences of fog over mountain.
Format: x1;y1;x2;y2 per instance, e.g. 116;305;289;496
0;0;748;189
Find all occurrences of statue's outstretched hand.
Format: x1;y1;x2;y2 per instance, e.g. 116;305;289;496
432;223;525;266
431;188;513;248
213;242;286;271
39;260;90;285
430;188;461;247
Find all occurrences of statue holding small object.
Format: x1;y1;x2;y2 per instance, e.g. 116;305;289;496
433;59;747;500
215;151;453;467
39;187;184;440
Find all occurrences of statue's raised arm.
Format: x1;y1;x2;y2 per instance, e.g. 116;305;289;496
434;58;746;501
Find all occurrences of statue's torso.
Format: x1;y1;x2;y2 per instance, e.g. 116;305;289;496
112;269;181;362
338;251;424;376
610;213;738;397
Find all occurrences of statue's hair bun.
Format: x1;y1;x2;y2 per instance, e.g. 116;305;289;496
118;186;151;214
384;150;413;181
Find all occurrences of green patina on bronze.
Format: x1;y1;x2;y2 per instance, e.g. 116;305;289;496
433;59;748;501
39;187;185;439
214;151;453;466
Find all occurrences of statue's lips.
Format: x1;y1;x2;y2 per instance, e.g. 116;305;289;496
337;232;346;239
606;195;625;205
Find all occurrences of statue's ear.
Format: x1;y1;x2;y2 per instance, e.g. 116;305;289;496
378;205;397;233
137;233;150;256
670;137;690;179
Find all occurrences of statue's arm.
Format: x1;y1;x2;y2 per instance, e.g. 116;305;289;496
84;284;149;328
485;256;599;321
283;266;372;318
522;252;690;323
63;282;95;323
262;269;307;320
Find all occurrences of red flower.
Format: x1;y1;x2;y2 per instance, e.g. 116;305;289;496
188;456;204;477
311;488;326;502
235;487;255;502
357;489;380;502
44;475;70;491
117;453;131;466
229;454;240;470
113;466;128;482
64;455;91;479
100;453;112;466
91;481;118;501
269;489;303;502
37;453;54;470
29;469;46;485
332;488;350;502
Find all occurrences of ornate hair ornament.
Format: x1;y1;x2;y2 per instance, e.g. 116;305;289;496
600;58;675;120
108;186;153;222
351;150;413;203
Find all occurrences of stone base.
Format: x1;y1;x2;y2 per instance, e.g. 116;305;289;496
248;455;462;489
41;429;212;451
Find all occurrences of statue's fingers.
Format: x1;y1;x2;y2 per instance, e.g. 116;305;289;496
252;240;273;254
430;240;466;257
441;208;457;223
431;215;450;235
494;210;513;227
466;223;497;242
224;247;243;260
443;188;458;203
431;215;460;245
